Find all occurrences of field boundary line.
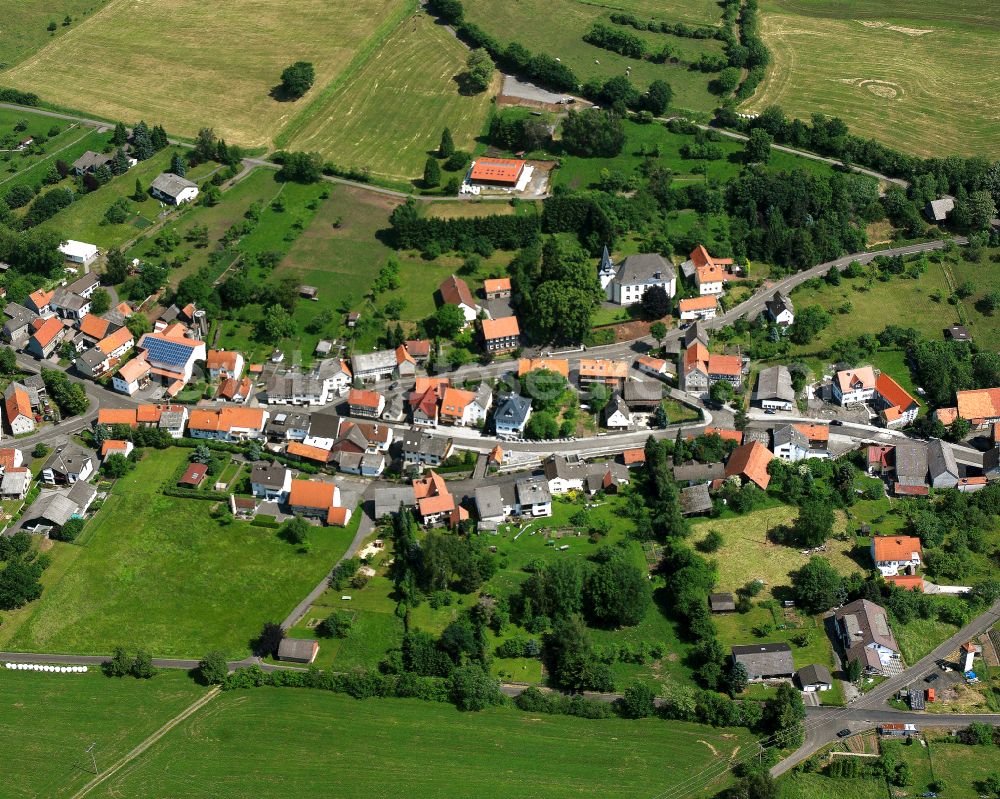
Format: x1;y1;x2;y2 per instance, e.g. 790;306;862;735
274;0;419;151
0;124;89;189
69;685;220;799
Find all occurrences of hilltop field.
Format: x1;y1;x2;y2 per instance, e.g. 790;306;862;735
745;0;1000;157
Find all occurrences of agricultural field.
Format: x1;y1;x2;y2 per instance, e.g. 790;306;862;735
281;12;496;183
0;0;405;148
943;247;1000;350
574;0;726;26
95;688;753;799
0;0;108;70
462;0;726;113
745;0;1000;157
38;147;217;250
0;109;108;193
0;670;208;799
3;449;359;658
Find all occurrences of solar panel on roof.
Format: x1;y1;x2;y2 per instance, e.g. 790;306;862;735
143;337;195;368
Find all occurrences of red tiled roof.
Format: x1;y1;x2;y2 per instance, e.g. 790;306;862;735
289;479;336;509
28;289;54;309
518;358;569;379
439;274;476;308
349;388;382;409
875;373;918;413
179;463;207;486
707;353;741;377
484;277;511;293
101;440;129;457
684;343;709;373
956;388;1000;421
5;386;31;423
98;408;138;427
622;447;646;465
689;245;733;270
793;423;830;443
725;441;773;490
0;448;21;470
206;349;241;372
79;314;111;340
440;387;475;419
872;535;921;562
482;315;520;340
287;442;331;463
327;506;351;526
700;427;743;443
404;339;431;358
32;317;64;347
579;359;628;379
413;470;448;501
469;158;525;184
116;356;150;383
836;366;876;394
679;295;718;312
97;327;133;355
885;575;924;591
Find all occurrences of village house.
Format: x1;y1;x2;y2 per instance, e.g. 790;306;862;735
690;247;734;296
267;411;311;442
439;274;481;323
927;439;959;489
348;388;385;419
493;394;532;440
26;289;54;318
622;379;662;412
518;357;570;381
112;355;151;396
287;479;350;526
772;423;830;462
603;393;632;429
187;408;269;441
338;451;386;478
680;343;710;395
753;365;795;411
475;484;513;528
57;240;99;269
678;295;718;321
708;353;742;388
4;383;35;435
412;470;456;525
100;440;133;460
483;278;511;300
832;366;877;405
27;317;68;359
205;349;244;381
835;599;901;676
351;348;411;383
874;373;919;428
0;466;31;500
764;292;794;326
409;379;444;428
150;172;199;205
42;443;94;485
871;535;922;577
403;339;431;363
731;643;794;681
941;387;1000;429
515;476;552;517
635;355;672;381
481;316;520;354
216;376;253;403
3;302;39;344
75;327;135;379
136;330;206;396
725;441;774;490
598;250;676;306
77;313;114;346
440;385;492;427
680;483;713;516
277;638;319;664
892;440;929;496
401;427;454;468
578;358;628;390
797;664;833;693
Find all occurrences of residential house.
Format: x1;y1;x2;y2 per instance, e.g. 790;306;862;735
753;365;795;412
267;411;311;442
924;197;954;223
286;441;333;466
373;485;417;520
3;302;39;343
409;379;443;428
4;383;35;435
205;349;244;381
440;385;491;427
731;643;794;681
892;440;928;494
338;451;386;478
603;393;631;429
832;366;877;405
518;358;570;381
21;481;96;533
78;313;114;345
601;253;676;306
187;407;269;441
100;440;133;460
351;349;404;382
475;484;513;527
680;343;710;395
494;394;531;440
623;379;662;411
691;246;734;296
348;388;385;419
57;241;99;269
265;359;352;406
250;462;293;502
764;292;794;326
949;387;1000;429
672;461;726;485
150;172;199;204
578;359;628;390
635;355;671;381
136;331;206;396
412;470;456;525
112;355;151;396
439;274;481;323
287;479;343;524
772;424;830;462
482;316;520;354
0;448;25;471
41;443;94;485
871;535;922;577
515;477;552;517
403;339;431;363
0;467;31;500
835;599;901;676
622;448;646;467
874;373;919;428
72;150;114;175
725;441;774;490
401;427;454;467
25;289;54;317
678;295;718;321
923;439;959;492
75;327;134;379
27;317;67;359
544;455;589;495
216;376;253;403
797;664;833;693
708;353;742;388
484;278;511;300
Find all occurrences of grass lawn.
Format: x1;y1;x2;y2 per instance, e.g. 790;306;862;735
1;0;403;148
39;147;216;250
0;670;207;799
945;247;1000;350
5;448;359;658
745;0;1000;158
552;120;838;193
0;0;109;69
894;615;962;664
690;506;864;598
282;11;496;183
462;0;724;114
96;688;754;799
584;0;724;25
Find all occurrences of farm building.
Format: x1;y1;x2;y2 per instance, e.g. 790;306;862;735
58;240;99;267
277;638;319;664
469;157;526;187
731;643;794;681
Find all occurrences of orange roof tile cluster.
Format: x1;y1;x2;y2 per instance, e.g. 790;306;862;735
636;355;668;372
725;441;773;490
700;427;743;443
439;274;477;308
579;359;628;379
97;408;139;427
872;535;922;563
958;476;987;488
836;366;876;394
28;288;54;309
412;470;456;517
287;442;331;463
348;388;383;409
518;358;569;379
97;327;133;356
100;440;130;457
934;407;959;425
885;575;924;591
469;158;525;184
695;264;728;285
116;356;150;383
679;295;719;312
409;385;440;418
327;506;351;526
0;448;21;470
484;277;511;293
217;376;253;401
482;316;520;340
793;423;830;442
707;353;741;377
440;387;475;420
488;445;504;465
404;339;431;359
32;317;64;348
5;385;31;423
875;373;918;413
683;342;709;373
288;479;337;509
622;447;646;465
79;315;112;340
689;244;734;270
206;349;241;372
116;301;133;317
956;388;1000;421
187;407;266;433
414;377;450;395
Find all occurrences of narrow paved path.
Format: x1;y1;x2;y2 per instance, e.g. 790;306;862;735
68;686;220;799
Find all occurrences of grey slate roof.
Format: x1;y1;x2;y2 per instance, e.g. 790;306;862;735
373;485;416;519
277;638;317;661
754;365;795;403
151;172;197;199
77;348;106;369
927;438;958;482
764;292;793;319
672;461;725;483
731;642;794;677
797;663;832;687
773;424;808;450
72;150;112;171
308;410;343;440
680;483;713;515
623;379;663;405
709;592;736;611
475;485;506;520
613;253;675;285
45;443;93;478
516;476;551;506
835;599;898;653
683;322;709;349
494;394;531;429
250;461;288;490
925;197;955;222
893;441;928;487
401;427;453;460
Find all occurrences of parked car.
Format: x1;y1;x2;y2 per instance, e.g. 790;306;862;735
837;729;851;738
925;673;940;684
830;419;844;426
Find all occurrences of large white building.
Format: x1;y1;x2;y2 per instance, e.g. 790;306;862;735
598;249;676;306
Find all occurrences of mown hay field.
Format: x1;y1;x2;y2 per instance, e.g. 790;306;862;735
0;0;109;70
281;12;496;182
744;0;1000;157
0;0;404;148
573;0;725;26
